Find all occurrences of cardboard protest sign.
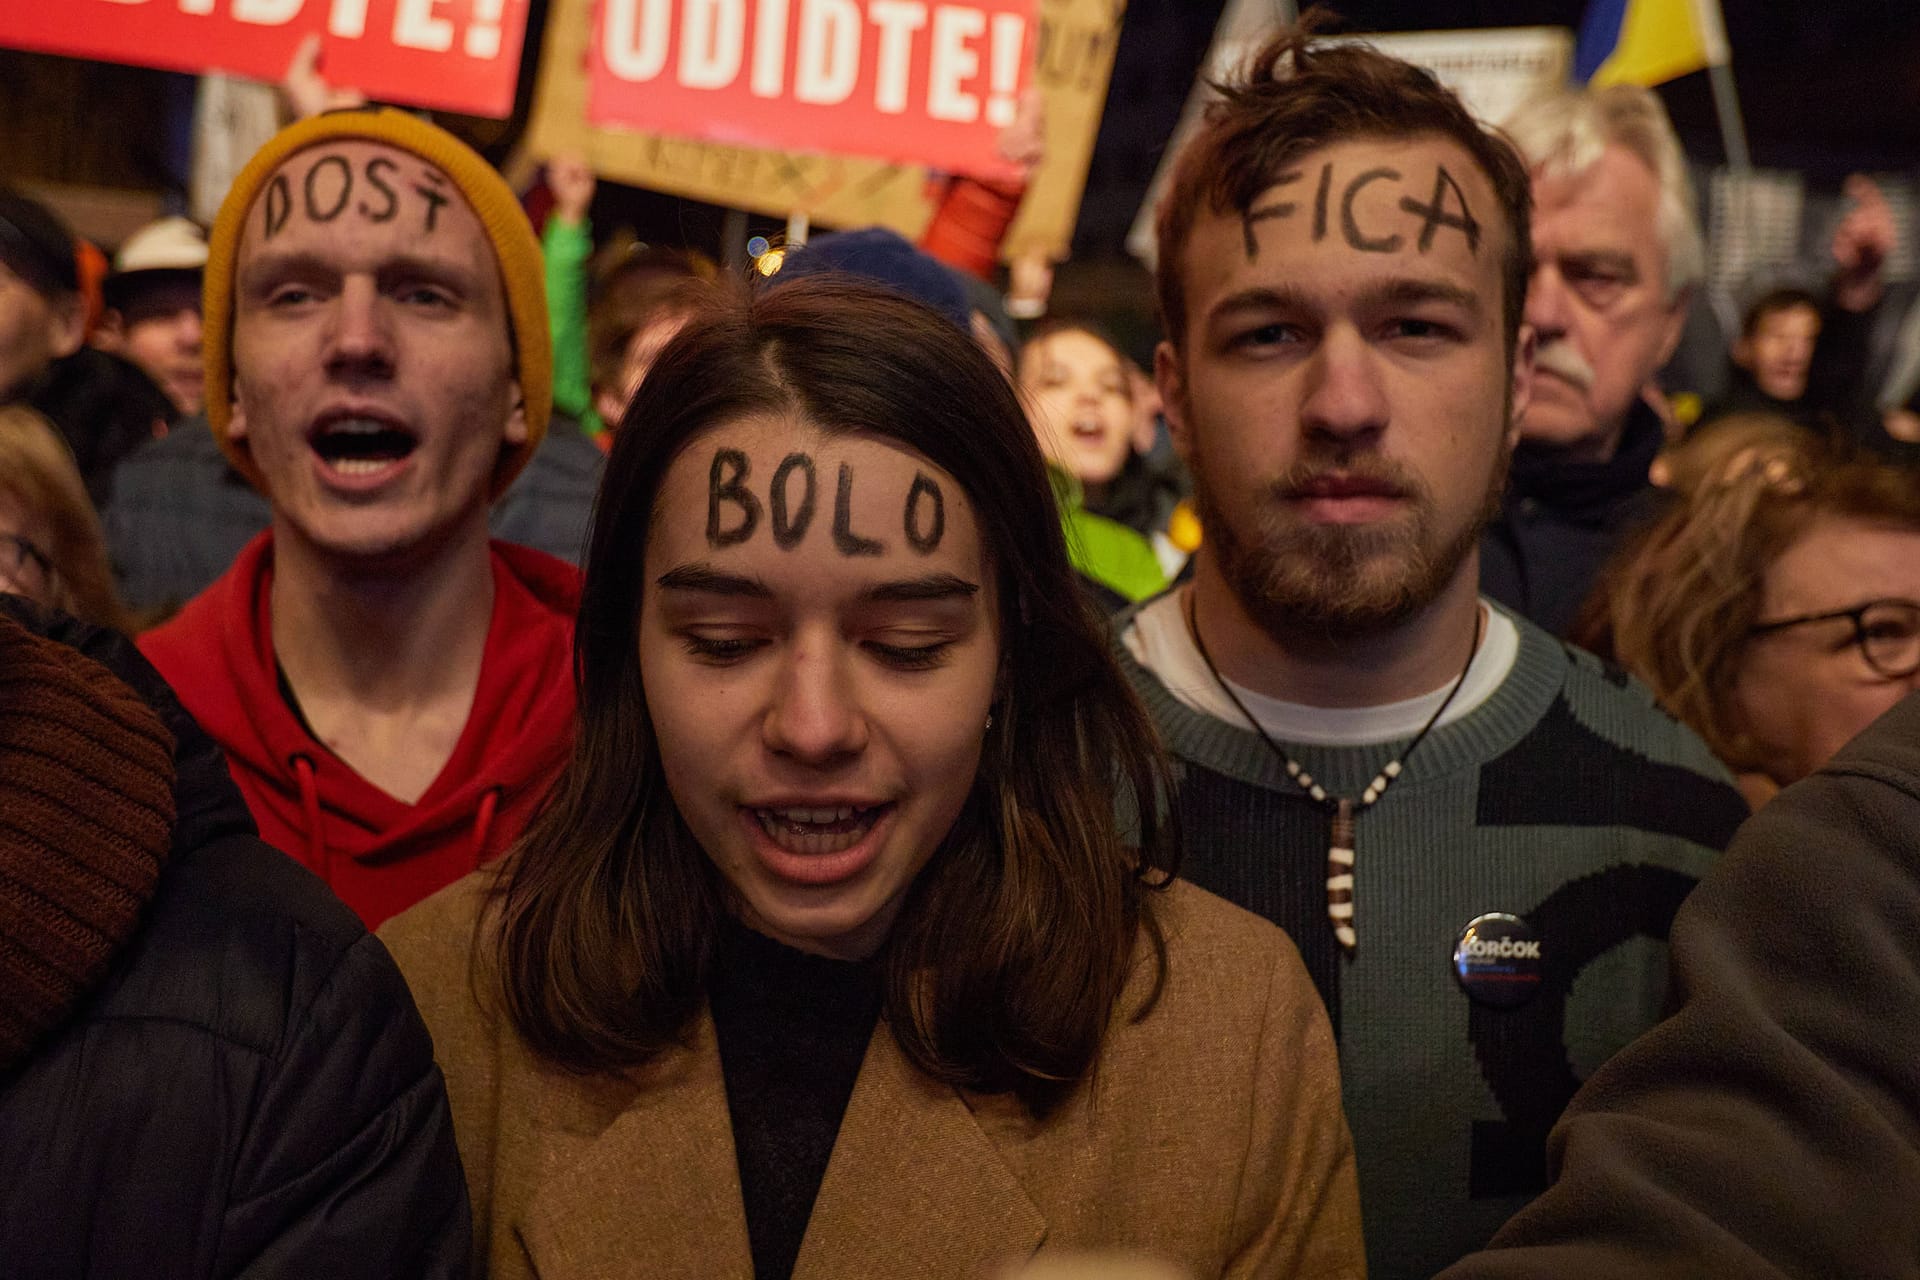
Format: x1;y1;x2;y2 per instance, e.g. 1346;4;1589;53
590;0;1036;178
523;0;1122;262
0;0;531;118
1352;27;1573;127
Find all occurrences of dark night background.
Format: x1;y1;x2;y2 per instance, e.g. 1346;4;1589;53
5;0;1917;271
1075;0;1920;261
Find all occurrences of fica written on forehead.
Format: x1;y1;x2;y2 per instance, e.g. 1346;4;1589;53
1238;156;1483;262
257;148;455;243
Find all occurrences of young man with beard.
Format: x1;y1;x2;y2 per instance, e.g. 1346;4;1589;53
140;110;579;929
1126;28;1749;1278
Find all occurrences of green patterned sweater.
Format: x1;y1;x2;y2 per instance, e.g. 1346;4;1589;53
1119;606;1748;1279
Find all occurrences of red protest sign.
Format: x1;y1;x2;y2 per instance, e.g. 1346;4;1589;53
588;0;1035;179
0;0;530;119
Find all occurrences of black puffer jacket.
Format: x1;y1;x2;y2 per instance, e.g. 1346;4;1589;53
0;597;471;1278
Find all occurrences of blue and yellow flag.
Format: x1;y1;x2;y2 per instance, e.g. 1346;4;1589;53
1574;0;1728;87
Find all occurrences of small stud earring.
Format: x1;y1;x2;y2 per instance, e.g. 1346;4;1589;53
985;712;995;731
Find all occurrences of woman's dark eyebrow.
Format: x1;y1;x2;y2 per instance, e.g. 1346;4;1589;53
861;574;980;604
655;565;772;597
655;567;977;603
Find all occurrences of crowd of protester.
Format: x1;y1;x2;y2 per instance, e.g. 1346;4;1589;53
4;17;1920;1280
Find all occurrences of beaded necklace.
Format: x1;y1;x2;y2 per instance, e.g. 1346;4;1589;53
1185;595;1483;953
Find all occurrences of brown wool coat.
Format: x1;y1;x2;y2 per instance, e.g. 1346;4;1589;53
380;876;1365;1280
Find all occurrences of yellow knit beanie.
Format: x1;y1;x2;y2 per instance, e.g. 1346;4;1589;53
202;108;550;498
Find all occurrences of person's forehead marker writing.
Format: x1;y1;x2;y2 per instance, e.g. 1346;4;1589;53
1242;162;1480;260
706;446;947;557
262;149;453;241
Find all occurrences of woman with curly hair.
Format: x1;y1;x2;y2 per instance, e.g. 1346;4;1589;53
1580;414;1920;807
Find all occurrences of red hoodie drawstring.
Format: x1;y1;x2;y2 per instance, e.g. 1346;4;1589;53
291;755;329;884
471;787;501;868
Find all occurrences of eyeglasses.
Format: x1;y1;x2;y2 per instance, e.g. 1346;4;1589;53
0;533;56;596
1749;598;1920;681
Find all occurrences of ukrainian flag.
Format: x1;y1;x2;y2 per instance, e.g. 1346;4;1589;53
1574;0;1729;87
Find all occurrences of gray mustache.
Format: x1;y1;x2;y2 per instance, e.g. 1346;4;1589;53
1534;340;1596;391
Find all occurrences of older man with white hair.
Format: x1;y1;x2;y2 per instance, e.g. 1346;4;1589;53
1481;85;1703;637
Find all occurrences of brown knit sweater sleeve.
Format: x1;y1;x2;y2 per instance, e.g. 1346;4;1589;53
0;612;175;1069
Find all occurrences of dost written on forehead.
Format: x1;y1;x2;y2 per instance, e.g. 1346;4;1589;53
260;150;454;242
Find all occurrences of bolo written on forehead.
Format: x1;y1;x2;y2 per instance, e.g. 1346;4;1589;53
644;417;999;696
650;420;990;598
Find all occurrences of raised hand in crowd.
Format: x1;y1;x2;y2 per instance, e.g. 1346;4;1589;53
279;33;367;121
547;152;597;228
997;88;1053;318
997;86;1047;172
1830;172;1895;313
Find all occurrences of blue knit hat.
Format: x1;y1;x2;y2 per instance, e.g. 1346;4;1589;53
779;227;972;332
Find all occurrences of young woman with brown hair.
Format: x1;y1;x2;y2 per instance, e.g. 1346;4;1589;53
380;279;1361;1279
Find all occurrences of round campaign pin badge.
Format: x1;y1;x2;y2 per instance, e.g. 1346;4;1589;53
1452;912;1544;1008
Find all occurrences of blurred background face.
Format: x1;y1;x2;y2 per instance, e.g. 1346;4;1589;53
0;263;81;404
0;490;57;607
1521;146;1685;460
1020;329;1135;488
595;310;691;430
118;277;206;416
1736;303;1820;402
1732;515;1920;786
638;415;1001;960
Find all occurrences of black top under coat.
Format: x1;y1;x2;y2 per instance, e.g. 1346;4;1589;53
709;915;883;1280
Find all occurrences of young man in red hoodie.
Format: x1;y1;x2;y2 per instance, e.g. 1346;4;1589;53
141;109;580;928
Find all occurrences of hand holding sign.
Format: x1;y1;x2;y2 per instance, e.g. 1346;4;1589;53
996;86;1045;171
282;33;368;120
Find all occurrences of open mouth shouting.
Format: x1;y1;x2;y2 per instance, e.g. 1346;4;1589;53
744;801;896;887
1069;413;1112;445
308;410;419;486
